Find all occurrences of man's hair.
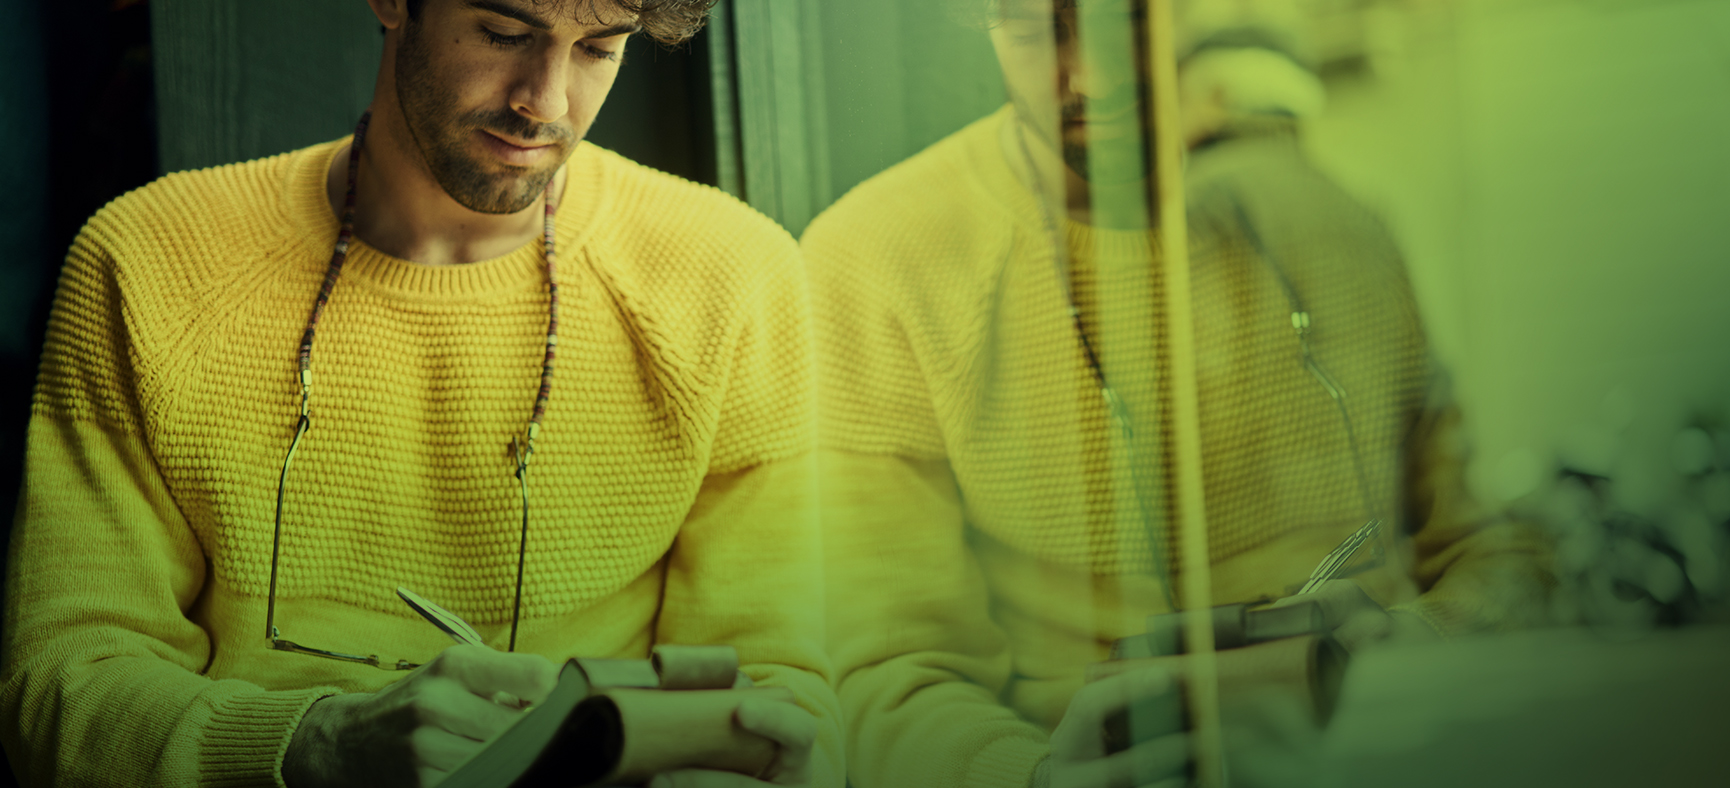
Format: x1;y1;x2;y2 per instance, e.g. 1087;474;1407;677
406;0;716;45
948;0;1073;28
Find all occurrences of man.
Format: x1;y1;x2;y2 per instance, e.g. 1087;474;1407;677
2;1;838;786
806;1;1552;786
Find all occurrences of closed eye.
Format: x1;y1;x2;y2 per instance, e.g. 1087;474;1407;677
581;36;628;63
480;26;532;48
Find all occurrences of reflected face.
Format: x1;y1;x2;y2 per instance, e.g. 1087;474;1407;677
395;0;638;213
989;0;1146;182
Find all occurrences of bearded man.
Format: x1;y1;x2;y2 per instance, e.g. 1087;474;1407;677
1;1;837;786
805;1;1552;786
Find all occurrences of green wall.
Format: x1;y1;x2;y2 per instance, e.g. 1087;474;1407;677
152;0;382;173
813;2;1006;206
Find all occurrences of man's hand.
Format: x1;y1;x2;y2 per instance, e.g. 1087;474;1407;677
282;644;559;788
1036;666;1191;788
1276;580;1440;653
647;697;818;788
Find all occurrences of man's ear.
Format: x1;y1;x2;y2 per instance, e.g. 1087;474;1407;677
367;0;410;32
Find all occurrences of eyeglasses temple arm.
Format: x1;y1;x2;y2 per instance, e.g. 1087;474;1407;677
266;412;311;641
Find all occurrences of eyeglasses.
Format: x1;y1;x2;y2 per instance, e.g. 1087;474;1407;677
263;410;537;671
263;112;559;670
1229;196;1388;585
1014;126;1391;600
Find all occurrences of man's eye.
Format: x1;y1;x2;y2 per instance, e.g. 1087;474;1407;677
999;21;1048;46
480;27;532;48
580;42;624;63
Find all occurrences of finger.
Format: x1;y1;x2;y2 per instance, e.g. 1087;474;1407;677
649;768;769;788
489;690;529;709
416;676;527;742
1309;580;1381;628
429;644;560;706
1053;667;1176;759
734;699;816;778
409;723;485;774
1061;732;1191;788
1332;610;1392;653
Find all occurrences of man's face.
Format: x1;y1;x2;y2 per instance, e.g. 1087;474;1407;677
990;0;1146;183
394;0;637;214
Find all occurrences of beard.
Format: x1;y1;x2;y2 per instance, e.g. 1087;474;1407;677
393;21;578;214
1061;139;1092;182
1009;86;1147;186
1060;85;1150;187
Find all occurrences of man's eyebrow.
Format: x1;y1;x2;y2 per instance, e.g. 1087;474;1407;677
466;0;553;31
588;22;642;38
465;0;641;38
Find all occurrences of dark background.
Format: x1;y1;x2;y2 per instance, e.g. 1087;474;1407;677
1;10;163;715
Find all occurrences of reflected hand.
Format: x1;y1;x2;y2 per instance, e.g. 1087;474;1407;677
1036;666;1191;788
649;697;817;788
1276;580;1439;653
283;644;559;788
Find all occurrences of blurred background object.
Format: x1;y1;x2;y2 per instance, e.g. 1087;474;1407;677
1297;1;1730;629
1528;406;1730;629
1300;0;1730;519
1322;625;1730;788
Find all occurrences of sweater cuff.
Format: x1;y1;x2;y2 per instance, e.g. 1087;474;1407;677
202;687;342;788
963;734;1049;788
1388;598;1458;640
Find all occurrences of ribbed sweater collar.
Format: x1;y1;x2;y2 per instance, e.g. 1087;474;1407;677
969;104;1161;265
283;136;600;300
1064;220;1157;267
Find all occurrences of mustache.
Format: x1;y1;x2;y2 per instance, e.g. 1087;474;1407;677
1061;86;1140;123
465;107;577;147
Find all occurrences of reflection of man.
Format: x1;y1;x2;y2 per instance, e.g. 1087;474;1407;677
2;1;836;786
806;1;1551;786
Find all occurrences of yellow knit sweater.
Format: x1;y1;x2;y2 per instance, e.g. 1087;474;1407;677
3;139;840;787
805;107;1551;788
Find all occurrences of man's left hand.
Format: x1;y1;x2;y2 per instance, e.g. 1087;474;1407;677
647;698;817;788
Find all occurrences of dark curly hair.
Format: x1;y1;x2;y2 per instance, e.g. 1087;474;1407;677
407;0;717;45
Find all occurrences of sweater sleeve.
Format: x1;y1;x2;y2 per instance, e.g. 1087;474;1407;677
653;241;845;788
2;228;338;788
805;225;1048;788
1391;370;1556;636
820;451;1050;788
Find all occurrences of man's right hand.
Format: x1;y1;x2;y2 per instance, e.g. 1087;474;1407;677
282;644;559;788
1037;667;1191;788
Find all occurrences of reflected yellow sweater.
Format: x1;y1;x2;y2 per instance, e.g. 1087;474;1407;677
806;107;1551;788
3;139;840;787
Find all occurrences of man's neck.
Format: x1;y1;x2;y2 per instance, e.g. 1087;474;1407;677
999;113;1153;230
999;115;1091;225
324;106;567;268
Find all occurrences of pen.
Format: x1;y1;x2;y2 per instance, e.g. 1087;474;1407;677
1296;519;1382;595
397;586;488;647
396;586;531;708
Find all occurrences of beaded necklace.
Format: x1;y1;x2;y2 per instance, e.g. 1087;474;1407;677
269;111;559;654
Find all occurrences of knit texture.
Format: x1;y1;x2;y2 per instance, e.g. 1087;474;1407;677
807;106;1552;787
5;138;841;787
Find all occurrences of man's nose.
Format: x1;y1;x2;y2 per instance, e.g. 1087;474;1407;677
511;49;570;125
1061;26;1132;102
